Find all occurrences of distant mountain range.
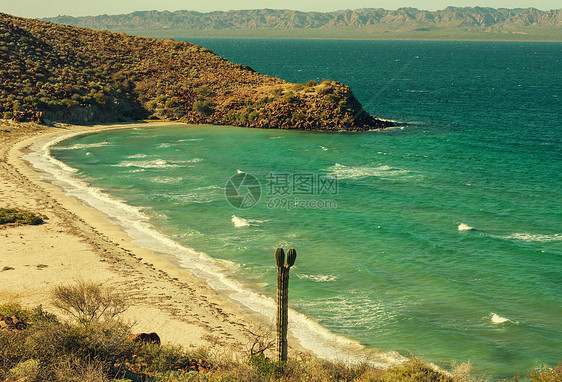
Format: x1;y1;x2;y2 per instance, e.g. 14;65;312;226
43;7;562;40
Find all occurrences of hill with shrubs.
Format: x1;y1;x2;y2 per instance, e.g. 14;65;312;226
0;13;391;131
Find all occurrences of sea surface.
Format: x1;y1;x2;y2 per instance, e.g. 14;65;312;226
45;40;560;378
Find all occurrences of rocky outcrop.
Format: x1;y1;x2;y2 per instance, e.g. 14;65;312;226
0;13;392;131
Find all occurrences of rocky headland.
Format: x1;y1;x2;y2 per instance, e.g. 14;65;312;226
0;13;392;131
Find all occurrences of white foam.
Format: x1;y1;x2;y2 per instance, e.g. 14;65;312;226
157;143;172;148
326;163;413;180
231;215;264;228
458;223;475;231
162;192;214;204
178;138;203;142
55;141;114;150
490;313;513;325
172;158;203;164
126;153;149;159
112;159;177;169
502;233;562;242
151;176;183;184
297;273;338;282
23;130;405;368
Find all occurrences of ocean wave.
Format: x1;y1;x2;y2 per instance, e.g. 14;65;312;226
458;223;475;231
232;215;265;228
125;153;149;159
171;158;203;164
194;185;222;191
297;273;338;282
178;138;203;142
112;159;178;169
501;233;562;242
159;192;215;204
490;313;517;325
56;141;114;150
325;163;414;180
151;176;183;184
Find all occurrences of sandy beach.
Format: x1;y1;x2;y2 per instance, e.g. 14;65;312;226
0;120;284;359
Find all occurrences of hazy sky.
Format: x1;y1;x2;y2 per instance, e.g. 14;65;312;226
2;0;560;18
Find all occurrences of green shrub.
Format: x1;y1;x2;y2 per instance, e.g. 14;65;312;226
325;94;339;104
283;92;297;103
165;98;178;108
0;303;57;323
192;100;215;116
291;83;304;91
271;87;284;96
316;83;333;95
92;92;107;107
0;208;44;226
7;359;41;381
195;85;214;97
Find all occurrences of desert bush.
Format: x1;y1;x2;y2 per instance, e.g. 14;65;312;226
192;100;215;116
315;84;333;95
0;304;131;381
51;280;127;325
325;94;339;104
291;83;304;91
53;356;110;382
271;87;284;96
283;92;297;103
6;359;41;382
0;303;57;323
195;85;214;97
0;208;44;226
165;98;178;108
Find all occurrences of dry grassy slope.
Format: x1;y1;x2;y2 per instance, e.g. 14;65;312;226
0;14;391;131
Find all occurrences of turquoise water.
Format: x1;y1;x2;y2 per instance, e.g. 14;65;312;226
50;40;561;378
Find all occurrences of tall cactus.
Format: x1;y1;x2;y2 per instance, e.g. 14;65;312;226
275;247;296;362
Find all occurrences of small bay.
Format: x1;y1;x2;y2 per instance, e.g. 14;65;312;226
51;40;561;378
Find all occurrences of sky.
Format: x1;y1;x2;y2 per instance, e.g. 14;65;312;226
1;0;560;19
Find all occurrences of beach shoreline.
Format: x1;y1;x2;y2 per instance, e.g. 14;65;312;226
0;120;403;367
1;120;284;358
